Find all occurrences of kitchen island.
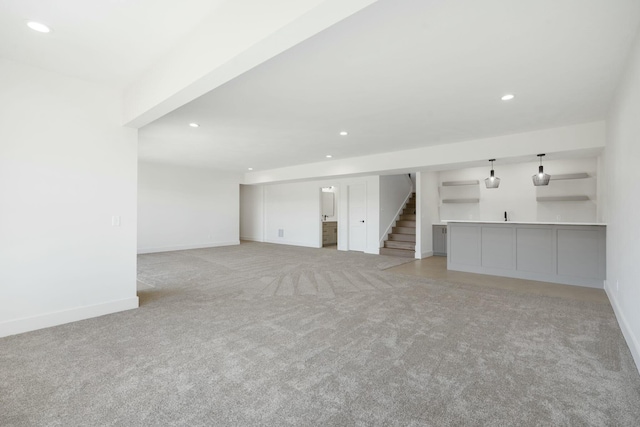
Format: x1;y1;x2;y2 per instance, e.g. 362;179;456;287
446;221;606;288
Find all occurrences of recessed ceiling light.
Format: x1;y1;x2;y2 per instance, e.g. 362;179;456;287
247;167;253;171
501;94;515;101
326;155;332;158
189;123;199;128
339;131;348;136
27;21;51;33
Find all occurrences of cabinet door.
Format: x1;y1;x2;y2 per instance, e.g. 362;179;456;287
433;226;447;256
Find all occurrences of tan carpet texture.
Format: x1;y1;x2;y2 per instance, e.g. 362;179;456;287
2;242;639;426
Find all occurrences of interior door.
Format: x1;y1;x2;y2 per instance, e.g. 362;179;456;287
348;183;366;252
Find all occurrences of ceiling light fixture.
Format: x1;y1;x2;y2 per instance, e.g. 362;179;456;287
27;21;51;33
501;94;515;101
247;168;253;171
326;155;332;158
532;154;551;186
189;123;199;128
339;131;348;136
484;159;500;189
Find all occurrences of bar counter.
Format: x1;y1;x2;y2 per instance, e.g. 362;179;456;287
446;221;606;288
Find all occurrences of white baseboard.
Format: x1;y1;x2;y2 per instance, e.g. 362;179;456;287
137;240;240;254
0;296;139;338
420;251;434;259
606;286;640;374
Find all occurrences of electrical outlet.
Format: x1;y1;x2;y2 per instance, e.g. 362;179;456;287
616;280;619;292
278;229;284;237
111;215;121;227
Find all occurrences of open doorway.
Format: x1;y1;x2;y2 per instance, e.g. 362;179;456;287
320;186;339;248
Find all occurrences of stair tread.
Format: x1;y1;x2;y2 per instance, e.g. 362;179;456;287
388;234;416;242
392;226;416;234
396;220;416;227
400;215;416;220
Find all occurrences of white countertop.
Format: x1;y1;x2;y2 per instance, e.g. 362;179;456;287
444;220;606;226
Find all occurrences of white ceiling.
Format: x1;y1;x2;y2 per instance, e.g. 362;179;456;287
0;0;226;87
139;0;640;172
2;0;639;173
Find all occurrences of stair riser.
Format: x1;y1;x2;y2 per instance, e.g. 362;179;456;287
380;248;415;258
384;241;415;250
392;227;416;234
396;220;416;228
400;215;416;220
388;234;416;242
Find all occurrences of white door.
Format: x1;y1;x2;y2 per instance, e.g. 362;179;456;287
348;183;366;252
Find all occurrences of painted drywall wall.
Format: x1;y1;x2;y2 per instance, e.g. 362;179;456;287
379;174;413;244
244;122;605;185
240;184;265;241
416;171;440;258
437;158;598;223
263;181;325;248
0;59;138;337
242;176;380;253
605;31;640;372
138;162;241;253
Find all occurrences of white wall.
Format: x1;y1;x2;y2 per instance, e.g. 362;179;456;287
416;171;439;258
605;30;640;372
241;176;380;253
0;59;138;337
263;181;325;248
437;158;598;223
138;162;240;253
379;174;413;244
240;184;265;241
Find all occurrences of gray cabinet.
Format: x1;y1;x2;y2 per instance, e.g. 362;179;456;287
447;221;606;288
433;225;447;256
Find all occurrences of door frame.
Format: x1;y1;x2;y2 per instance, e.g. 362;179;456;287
319;185;339;248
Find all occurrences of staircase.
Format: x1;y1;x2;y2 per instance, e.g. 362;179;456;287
380;192;416;258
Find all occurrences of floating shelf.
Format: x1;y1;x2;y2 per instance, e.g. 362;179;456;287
536;195;590;202
441;180;479;187
550;173;590;181
442;198;480;204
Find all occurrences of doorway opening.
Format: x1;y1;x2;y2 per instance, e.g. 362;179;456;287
321;186;338;249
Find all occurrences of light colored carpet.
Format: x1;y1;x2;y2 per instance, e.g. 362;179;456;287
2;242;639;426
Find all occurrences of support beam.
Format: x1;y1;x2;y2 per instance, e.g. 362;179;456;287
124;0;379;128
243;121;606;185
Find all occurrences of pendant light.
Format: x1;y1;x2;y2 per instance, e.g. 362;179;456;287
532;154;551;186
484;159;500;189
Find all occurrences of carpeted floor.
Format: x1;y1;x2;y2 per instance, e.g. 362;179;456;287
2;242;640;426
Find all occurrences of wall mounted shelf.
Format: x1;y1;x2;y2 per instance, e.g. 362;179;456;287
442;198;481;204
441;180;480;186
536;196;590;202
550;173;590;181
